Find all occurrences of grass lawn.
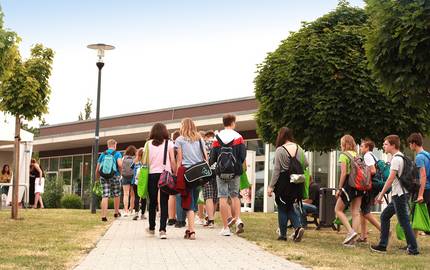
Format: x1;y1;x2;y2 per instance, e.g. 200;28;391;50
238;212;430;270
0;209;112;270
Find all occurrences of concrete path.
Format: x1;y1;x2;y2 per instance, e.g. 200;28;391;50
74;216;307;270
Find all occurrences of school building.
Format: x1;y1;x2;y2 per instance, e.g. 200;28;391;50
30;96;390;212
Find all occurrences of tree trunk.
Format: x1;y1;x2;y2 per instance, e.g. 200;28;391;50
11;116;20;219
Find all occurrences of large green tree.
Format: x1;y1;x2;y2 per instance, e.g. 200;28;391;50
255;2;429;152
365;0;430;105
0;12;54;218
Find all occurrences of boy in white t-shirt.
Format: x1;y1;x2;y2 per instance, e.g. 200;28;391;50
357;139;381;243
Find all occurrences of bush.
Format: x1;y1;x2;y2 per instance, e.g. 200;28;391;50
108;198;114;209
61;194;83;209
43;178;64;208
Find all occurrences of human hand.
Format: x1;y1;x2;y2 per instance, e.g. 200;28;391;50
416;196;424;203
335;190;341;199
267;187;273;197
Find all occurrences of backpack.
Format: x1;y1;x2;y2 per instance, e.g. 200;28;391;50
343;152;372;191
99;151;117;179
369;153;391;194
395;154;420;194
215;135;237;181
121;155;134;179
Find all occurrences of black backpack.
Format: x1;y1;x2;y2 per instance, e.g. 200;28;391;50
215;135;237;181
395;154;420;194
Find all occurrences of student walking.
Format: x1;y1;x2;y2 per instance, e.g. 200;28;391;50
335;135;363;246
132;147;147;220
31;159;44;209
267;127;306;242
146;123;176;239
357;139;381;243
121;145;137;217
176;118;208;240
202;130;217;228
210;114;246;236
371;135;419;255
96;139;123;221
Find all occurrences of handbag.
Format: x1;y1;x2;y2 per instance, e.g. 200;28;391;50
137;141;150;198
92;181;103;197
412;202;430;232
184;139;212;188
158;140;179;195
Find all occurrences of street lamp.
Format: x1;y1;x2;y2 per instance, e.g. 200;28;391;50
87;43;115;214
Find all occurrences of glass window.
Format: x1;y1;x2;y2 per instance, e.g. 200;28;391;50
60;170;72;194
40;158;49;172
60;156;72;169
49;157;59;172
73;156;83;197
82;155;93;207
246;140;265;156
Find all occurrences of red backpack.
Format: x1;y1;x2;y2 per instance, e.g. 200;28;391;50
342;152;372;191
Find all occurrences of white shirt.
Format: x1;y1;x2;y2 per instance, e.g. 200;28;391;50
363;152;376;167
390;151;406;196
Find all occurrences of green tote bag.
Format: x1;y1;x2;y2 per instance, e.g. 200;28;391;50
412;202;430;232
137;141;150;199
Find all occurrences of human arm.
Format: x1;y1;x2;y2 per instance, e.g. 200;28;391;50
376;170;396;203
117;158;123;174
336;156;348;199
417;166;426;203
176;147;183;175
95;163;100;180
169;142;177;175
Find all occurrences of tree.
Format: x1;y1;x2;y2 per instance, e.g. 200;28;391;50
0;40;54;218
78;98;93;120
365;0;430;105
254;2;429;152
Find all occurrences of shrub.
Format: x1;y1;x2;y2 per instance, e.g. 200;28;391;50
43;178;64;208
61;194;83;209
108;198;114;209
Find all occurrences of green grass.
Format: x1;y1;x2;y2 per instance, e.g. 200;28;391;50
0;209;112;270
237;212;430;270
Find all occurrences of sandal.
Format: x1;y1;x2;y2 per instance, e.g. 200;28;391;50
188;231;196;240
184;230;190;239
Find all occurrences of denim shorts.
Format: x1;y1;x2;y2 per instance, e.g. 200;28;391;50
100;176;121;198
216;176;240;198
121;176;132;185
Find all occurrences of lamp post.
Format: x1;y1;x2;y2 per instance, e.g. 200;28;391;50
87;43;115;214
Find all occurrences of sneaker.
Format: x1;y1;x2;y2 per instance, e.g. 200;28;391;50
123;212;129;217
132;215;139;221
167;219;176;226
175;221;186;228
236;220;244;234
195;218;205;226
370;245;387;253
219;227;232;236
159;231;167;239
141;213;147;220
114;212;121;218
343;231;358;245
398;246;408;251
293;227;305;242
204;220;215;228
277;236;287;241
406;248;419;256
227;217;236;228
101;217;108;222
146;228;155;235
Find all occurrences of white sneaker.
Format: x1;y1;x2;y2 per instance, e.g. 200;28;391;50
235;219;244;234
159;231;167;239
195;218;205;226
219;227;232;236
343;231;358;245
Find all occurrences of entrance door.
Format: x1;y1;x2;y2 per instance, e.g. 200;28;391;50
59;169;72;194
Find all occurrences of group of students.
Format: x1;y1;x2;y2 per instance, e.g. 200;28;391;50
269;128;429;255
96;114;247;240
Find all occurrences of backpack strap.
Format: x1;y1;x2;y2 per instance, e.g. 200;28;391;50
215;135;234;147
162;140;168;166
369;152;378;164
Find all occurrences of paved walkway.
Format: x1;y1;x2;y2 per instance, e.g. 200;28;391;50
75;216;307;270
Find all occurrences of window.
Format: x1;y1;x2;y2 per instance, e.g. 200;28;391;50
50;157;59;171
60;156;72;169
40;158;49;172
246;140;265;156
73;156;83;196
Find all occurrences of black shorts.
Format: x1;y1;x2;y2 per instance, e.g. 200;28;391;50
360;191;374;215
340;184;364;208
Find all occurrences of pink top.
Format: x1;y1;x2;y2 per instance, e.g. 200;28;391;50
148;140;174;174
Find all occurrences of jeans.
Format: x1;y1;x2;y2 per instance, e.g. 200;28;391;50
379;194;418;253
176;194;186;222
132;184;147;214
297;203;318;226
148;173;169;232
278;205;301;238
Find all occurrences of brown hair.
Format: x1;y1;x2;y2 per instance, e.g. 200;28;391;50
275;127;294;148
384;134;400;150
2;164;10;175
204;130;215;138
171;130;180;141
180;118;200;142
135;148;144;163
124;145;137;156
407;133;423;147
361;138;375;151
150;123;169;146
31;159;37;164
341;135;356;151
222;114;236;127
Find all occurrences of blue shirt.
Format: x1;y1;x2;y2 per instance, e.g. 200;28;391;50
175;136;205;168
97;149;123;176
415;150;430;190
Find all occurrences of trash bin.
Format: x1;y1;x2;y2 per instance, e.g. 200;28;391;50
317;187;337;230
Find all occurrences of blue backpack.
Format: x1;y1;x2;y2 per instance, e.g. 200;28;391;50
99;151;117;179
370;153;391;194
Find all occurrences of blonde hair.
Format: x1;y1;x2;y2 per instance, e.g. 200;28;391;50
107;139;117;148
180;118;201;142
135;147;144;163
341;135;356;151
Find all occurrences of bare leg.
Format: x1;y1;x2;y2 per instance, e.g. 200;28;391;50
168;195;176;220
206;199;215;221
232;197;241;221
129;187;135;212
198;204;205;220
360;213;368;239
350;197;362;233
219;198;229;228
101;197;108;218
335;198;353;233
122;185;130;214
364;212;381;231
114;196;120;214
39;194;44;208
187;210;195;232
33;193;40;208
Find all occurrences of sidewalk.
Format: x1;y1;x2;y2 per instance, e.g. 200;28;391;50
74;216;307;270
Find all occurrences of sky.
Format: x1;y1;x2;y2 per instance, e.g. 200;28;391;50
1;0;364;126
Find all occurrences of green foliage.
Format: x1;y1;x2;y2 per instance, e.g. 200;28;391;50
365;0;430;105
0;8;20;81
43;178;64;208
255;2;429;152
108;198;114;209
0;44;54;120
78;98;93;120
60;194;83;209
